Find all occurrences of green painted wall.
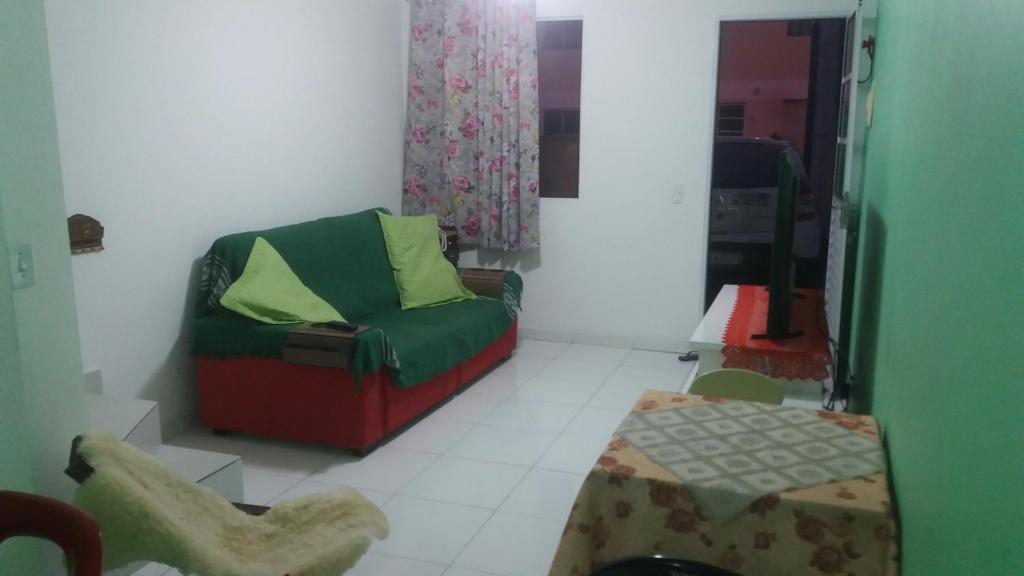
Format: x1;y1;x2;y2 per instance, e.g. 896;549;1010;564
850;0;1023;573
1;0;89;572
0;194;38;576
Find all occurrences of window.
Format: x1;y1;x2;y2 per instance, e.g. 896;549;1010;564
716;103;746;136
537;19;582;199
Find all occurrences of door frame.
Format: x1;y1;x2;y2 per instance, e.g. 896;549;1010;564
695;5;860;315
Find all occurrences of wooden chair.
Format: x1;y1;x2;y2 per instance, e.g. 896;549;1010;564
689;368;784;405
0;490;103;576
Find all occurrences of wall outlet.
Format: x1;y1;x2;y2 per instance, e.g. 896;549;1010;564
9;243;35;289
671;184;685;205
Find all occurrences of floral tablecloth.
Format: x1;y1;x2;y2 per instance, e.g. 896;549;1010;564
548;391;898;576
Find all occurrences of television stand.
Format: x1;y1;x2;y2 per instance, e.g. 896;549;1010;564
688;285;830;409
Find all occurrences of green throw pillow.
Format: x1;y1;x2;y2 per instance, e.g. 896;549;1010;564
220;237;345;324
377;212;475;310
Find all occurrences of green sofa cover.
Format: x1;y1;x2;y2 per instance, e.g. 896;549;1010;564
193;208;522;388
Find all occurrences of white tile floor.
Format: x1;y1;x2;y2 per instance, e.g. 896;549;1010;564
146;340;697;576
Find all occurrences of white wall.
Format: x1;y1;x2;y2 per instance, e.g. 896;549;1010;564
461;0;857;351
46;0;407;432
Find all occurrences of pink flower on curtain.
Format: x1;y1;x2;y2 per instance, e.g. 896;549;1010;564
508;176;520;204
443;36;458;54
459;116;481;140
403;0;540;250
458;9;478;36
411;127;430;144
464;214;480;237
411;24;430;42
448;74;471;93
405;176;426;197
452;176;472;192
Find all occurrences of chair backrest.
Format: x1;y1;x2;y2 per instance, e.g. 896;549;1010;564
591;555;741;576
0;490;103;576
689;369;784;405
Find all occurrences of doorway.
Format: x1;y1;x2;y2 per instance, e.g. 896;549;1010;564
705;18;847;310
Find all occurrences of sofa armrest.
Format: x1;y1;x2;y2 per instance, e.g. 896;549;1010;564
458;268;510;298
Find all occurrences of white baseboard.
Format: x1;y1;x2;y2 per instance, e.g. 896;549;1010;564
518;326;688;353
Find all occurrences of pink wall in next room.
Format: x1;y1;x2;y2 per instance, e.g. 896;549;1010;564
718;20;812;151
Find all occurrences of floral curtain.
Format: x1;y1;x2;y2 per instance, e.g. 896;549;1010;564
403;0;540;250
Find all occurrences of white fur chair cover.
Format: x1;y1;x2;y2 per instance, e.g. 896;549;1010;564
72;432;388;576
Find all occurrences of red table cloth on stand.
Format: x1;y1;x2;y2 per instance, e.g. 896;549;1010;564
721;285;831;381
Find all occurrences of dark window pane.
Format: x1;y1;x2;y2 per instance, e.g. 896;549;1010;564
718;118;745;133
563;110;580;134
718;104;745;118
540;135;580;198
543;110;564;135
538;21;563;50
537;19;583;199
564;20;583;50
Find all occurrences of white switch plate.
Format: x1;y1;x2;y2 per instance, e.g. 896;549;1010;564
9;243;35;289
672;184;685;204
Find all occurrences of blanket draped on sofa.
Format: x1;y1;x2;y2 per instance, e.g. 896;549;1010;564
193;208;522;388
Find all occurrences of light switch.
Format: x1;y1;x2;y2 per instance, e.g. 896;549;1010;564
672;184;685;205
9;243;35;289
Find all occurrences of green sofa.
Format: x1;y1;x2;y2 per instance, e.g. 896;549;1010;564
192;208;522;453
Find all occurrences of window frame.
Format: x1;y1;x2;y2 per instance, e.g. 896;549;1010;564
537;17;584;199
716;102;747;137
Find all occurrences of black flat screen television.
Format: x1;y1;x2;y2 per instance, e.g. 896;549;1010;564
756;149;804;340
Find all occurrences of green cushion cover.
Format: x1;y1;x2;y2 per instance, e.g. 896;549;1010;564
193;208;523;388
219;237;345;324
377;212;475;310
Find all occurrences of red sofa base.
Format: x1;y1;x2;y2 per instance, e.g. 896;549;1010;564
197;322;517;452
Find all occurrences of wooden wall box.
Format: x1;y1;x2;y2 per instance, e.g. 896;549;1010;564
68;214;104;254
282;323;368;369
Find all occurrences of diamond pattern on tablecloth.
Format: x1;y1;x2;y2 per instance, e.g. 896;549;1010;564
791;442;842;460
646;443;693;463
664;424;709;442
737;413;786;431
642;410;689;426
612;400;885;521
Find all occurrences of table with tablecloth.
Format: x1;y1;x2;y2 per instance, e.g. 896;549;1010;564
548;391;898;575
